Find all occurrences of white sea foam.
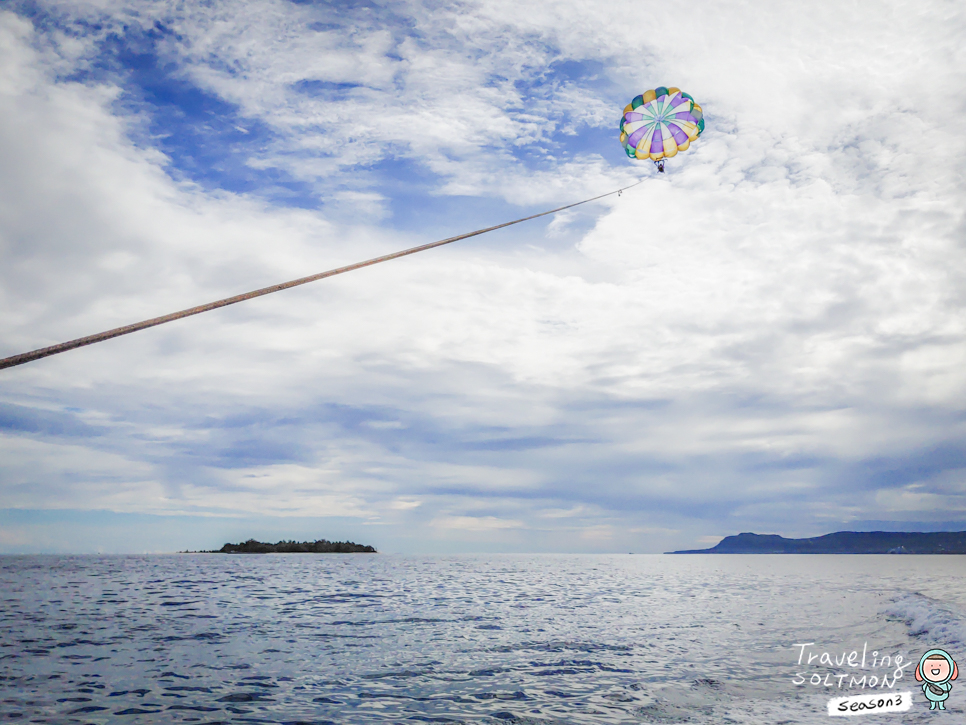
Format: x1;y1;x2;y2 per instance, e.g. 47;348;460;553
886;592;966;647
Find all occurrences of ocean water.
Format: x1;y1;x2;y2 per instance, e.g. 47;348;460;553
2;554;965;724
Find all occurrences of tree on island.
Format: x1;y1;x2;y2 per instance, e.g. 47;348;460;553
215;538;376;554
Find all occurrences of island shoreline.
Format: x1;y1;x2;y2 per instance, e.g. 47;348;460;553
182;538;377;554
667;531;966;554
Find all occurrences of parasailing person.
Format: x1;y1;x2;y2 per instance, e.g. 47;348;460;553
619;86;705;173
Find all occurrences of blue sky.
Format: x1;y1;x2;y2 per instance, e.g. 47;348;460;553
1;0;965;553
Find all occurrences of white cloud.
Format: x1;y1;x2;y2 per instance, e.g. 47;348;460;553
431;515;523;531
1;1;965;552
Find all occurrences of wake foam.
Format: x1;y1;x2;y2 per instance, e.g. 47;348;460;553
886;592;966;647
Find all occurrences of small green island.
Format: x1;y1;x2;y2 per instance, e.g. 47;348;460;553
189;538;377;554
668;531;966;554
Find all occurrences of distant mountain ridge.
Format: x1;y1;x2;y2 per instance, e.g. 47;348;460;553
669;531;966;554
206;538;376;554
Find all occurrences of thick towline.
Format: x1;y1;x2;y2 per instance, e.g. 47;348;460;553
0;180;643;371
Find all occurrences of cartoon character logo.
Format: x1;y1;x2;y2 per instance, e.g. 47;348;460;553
915;648;958;710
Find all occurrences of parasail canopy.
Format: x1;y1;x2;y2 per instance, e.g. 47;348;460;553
620;86;704;163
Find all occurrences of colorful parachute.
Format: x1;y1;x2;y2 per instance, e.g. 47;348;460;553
619;87;704;167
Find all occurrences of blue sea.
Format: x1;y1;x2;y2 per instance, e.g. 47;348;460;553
2;554;965;724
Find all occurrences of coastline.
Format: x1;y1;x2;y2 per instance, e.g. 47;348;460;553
668;531;966;555
182;538;377;554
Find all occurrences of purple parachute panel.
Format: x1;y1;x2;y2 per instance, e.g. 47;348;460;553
626;126;649;149
667;123;689;146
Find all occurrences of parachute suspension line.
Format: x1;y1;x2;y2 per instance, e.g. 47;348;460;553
0;179;645;371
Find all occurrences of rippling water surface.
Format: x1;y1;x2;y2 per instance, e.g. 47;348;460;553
3;554;966;724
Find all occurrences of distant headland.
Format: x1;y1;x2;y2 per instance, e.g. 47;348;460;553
188;538;377;554
668;531;966;554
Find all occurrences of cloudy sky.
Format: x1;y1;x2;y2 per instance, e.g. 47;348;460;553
1;0;964;554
